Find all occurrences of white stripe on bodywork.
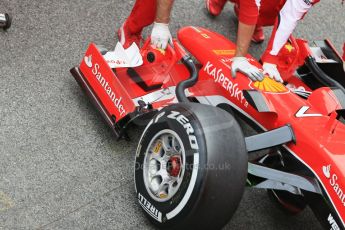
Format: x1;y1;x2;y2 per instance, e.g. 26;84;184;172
132;86;176;106
295;106;322;117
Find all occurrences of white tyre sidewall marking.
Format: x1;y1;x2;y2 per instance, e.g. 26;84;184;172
135;110;200;221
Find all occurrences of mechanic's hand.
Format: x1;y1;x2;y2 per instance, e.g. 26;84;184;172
263;62;283;83
151;22;172;50
231;57;264;82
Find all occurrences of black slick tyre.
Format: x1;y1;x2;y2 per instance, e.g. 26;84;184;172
134;102;247;229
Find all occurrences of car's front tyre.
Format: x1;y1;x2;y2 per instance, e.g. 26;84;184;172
134;103;247;229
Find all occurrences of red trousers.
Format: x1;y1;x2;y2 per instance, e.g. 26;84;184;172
231;0;284;26
124;0;283;34
124;0;321;33
125;0;156;34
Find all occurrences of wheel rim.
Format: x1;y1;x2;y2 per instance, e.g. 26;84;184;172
143;129;186;202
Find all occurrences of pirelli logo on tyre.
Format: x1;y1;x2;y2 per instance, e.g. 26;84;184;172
138;193;162;222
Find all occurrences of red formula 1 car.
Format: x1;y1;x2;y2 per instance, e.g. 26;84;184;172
71;26;345;230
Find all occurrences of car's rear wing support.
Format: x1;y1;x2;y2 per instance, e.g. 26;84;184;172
245;124;296;152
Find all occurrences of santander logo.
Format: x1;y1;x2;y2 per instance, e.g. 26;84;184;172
322;164;345;208
323;164;331;179
85;55;93;68
84;54;126;117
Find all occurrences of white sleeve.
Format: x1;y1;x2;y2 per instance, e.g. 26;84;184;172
270;0;313;56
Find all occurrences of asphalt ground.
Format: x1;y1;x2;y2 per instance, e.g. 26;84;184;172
0;0;344;229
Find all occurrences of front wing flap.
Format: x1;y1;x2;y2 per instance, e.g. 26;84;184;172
79;43;135;122
71;43;136;138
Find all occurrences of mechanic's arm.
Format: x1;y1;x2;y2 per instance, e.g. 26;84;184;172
235;22;256;57
261;0;316;82
151;0;174;49
231;0;264;82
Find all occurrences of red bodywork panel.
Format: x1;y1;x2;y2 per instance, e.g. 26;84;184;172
178;27;345;225
80;43;135;121
79;43;189;120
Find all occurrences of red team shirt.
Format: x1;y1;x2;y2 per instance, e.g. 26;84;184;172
125;0;332;64
231;0;319;63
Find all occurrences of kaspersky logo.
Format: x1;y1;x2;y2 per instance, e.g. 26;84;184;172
83;54;126;117
322;164;345;208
